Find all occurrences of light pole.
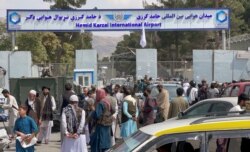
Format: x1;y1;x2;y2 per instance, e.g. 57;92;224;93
8;32;18;89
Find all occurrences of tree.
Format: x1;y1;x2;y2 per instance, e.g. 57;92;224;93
43;0;92;66
44;0;87;9
41;32;61;63
0;22;11;51
16;32;48;63
223;0;247;36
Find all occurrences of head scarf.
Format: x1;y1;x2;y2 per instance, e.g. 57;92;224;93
96;89;111;110
96;89;107;103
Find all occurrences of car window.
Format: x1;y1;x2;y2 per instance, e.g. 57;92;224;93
210;102;233;114
244;85;250;97
109;131;151;152
221;86;232;97
231;86;240;97
139;132;205;152
207;130;250;152
164;86;179;101
183;102;213;117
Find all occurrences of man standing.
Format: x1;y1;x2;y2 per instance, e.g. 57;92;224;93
168;88;189;119
38;86;56;144
113;84;123;139
113;85;123;105
208;82;220;99
143;88;156;126
187;80;198;105
1;89;19;137
156;84;170;122
60;83;74;142
60;83;74;115
79;87;89;109
61;95;88;152
85;91;96;144
25;90;41;125
104;87;118;146
230;93;248;113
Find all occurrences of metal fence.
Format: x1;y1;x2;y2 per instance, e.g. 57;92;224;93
33;63;74;77
98;61;193;83
33;61;193;82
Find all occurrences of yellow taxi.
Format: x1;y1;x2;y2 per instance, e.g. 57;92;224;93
109;114;250;152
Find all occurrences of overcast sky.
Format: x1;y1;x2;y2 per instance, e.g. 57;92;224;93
0;0;158;36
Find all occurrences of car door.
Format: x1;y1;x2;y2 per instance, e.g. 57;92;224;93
207;130;250;152
137;132;206;152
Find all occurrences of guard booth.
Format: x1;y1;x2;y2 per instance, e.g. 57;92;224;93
74;69;94;87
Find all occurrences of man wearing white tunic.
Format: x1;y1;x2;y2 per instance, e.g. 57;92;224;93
61;95;87;152
37;86;56;144
1;89;19;137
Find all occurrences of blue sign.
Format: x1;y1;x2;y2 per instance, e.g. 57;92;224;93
9;12;21;24
7;8;230;31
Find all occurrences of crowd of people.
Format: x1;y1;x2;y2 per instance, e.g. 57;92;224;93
1;86;57;152
70;82;189;152
0;77;247;152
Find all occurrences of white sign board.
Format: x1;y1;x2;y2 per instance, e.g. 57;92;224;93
7;8;229;31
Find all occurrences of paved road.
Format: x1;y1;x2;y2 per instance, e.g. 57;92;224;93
5;132;61;152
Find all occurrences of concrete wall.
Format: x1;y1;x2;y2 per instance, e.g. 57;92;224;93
214;50;234;82
0;51;32;89
136;49;157;80
75;49;97;85
193;50;213;83
193;50;250;83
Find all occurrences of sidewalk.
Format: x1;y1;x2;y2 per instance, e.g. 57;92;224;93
4;132;61;152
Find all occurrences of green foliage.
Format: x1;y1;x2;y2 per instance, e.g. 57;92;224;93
44;0;86;9
17;32;48;63
42;0;92;65
0;22;11;51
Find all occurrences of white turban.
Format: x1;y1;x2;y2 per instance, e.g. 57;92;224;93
29;90;37;95
69;95;79;102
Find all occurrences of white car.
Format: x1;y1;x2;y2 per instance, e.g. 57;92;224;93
179;97;238;119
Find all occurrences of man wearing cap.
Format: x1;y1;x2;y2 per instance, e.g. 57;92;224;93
61;95;88;152
25;90;41;125
1;89;19;137
38;86;56;144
